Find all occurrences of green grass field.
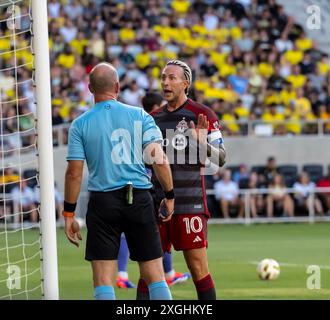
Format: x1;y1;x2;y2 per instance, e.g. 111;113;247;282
1;222;329;299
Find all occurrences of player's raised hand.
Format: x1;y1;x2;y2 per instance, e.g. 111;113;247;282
190;114;209;145
64;216;82;247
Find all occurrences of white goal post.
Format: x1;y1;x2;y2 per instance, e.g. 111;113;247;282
0;0;58;300
32;0;59;300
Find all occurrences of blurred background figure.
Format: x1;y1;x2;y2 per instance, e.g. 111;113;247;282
266;173;294;218
293;172;324;216
317;167;330;215
214;169;243;218
10;180;38;223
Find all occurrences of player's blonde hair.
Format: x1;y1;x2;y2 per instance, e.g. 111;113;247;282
166;60;192;94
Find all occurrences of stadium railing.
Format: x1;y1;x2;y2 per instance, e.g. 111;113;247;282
206;187;330;225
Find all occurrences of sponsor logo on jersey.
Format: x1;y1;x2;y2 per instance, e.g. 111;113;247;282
172;133;187;150
193;236;202;243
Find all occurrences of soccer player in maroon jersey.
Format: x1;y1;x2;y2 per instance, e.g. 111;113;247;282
137;60;226;300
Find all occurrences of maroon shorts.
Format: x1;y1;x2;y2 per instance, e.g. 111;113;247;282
158;214;208;252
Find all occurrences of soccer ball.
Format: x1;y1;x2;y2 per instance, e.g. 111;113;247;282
257;258;280;280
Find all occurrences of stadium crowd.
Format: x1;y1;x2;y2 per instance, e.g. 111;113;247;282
47;0;330;136
1;0;330;221
1;0;330;145
207;157;330;218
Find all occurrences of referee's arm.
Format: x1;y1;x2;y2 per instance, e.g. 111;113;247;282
144;142;174;221
63;160;84;247
65;160;84;204
144;142;173;192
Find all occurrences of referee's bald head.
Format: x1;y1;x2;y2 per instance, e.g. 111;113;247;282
89;62;119;95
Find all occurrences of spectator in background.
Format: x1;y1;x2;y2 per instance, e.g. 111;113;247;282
0;167;20;220
266;173;294;218
232;164;250;187
262;156;278;185
5;0;330;149
59;19;78;43
317;167;330;215
293;171;324;215
141;92;164;114
52;105;64;146
48;0;61;19
121;80;145;107
245;172;266;218
34;183;63;221
10;180;37;222
118;43;135;68
0;167;20;192
214;169;243;218
52;105;64;126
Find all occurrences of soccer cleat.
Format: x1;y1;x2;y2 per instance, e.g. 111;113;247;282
166;271;191;286
116;277;136;289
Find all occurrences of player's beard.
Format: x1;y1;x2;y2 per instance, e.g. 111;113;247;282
163;90;179;106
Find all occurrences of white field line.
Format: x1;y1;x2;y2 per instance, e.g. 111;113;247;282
249;261;330;270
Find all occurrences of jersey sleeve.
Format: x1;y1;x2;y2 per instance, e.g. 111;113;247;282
67;120;86;161
142;111;163;149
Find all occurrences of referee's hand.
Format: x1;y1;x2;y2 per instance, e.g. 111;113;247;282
159;198;174;222
64;217;82;247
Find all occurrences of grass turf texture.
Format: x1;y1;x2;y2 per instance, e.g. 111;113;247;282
0;223;329;299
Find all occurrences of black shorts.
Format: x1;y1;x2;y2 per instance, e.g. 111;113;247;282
85;187;163;262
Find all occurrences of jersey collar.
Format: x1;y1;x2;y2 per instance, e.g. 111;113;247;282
164;98;189;114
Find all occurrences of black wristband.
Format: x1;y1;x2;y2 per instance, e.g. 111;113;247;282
164;189;175;200
64;201;77;213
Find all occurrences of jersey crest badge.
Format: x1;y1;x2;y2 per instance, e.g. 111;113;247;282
176;117;188;133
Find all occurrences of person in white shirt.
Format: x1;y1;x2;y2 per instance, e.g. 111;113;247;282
34;183;63;221
48;0;61;19
293;172;323;215
214;169;243;218
120;80;145;107
267;173;294;217
59;20;78;43
275;33;293;53
203;7;219;30
10;180;37;222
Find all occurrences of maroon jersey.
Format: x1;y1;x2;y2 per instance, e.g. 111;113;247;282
151;98;224;217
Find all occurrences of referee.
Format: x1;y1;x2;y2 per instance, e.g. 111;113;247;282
63;62;174;300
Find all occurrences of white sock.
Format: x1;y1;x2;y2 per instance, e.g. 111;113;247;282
165;269;175;279
118;271;128;279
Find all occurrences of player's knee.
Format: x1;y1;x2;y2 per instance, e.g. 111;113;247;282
186;255;209;280
139;258;164;285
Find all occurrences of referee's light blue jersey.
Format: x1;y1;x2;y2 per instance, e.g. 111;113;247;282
67;100;162;191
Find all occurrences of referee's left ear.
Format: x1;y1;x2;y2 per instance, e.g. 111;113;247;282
114;82;120;95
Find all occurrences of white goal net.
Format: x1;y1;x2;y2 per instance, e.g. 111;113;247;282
0;0;58;300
